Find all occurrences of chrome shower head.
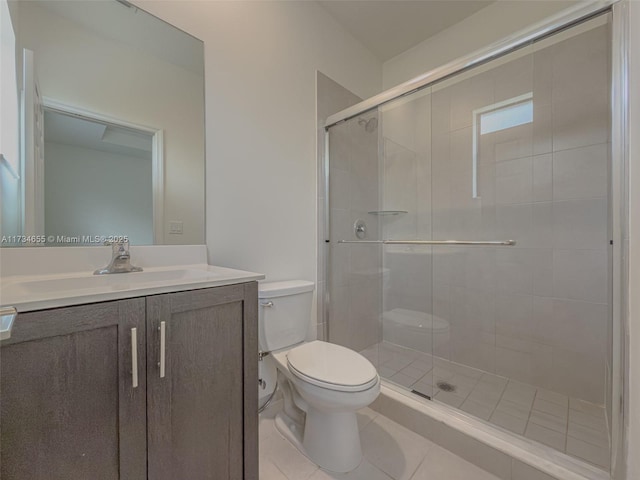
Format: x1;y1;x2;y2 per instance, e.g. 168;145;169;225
358;117;378;133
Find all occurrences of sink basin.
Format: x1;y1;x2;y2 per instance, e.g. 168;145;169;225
19;269;219;295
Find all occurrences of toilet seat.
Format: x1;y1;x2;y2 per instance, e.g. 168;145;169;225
287;341;378;392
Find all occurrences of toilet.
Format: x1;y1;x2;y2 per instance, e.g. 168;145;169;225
258;280;380;473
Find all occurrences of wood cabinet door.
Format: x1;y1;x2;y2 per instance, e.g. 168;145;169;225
146;282;258;480
0;298;147;480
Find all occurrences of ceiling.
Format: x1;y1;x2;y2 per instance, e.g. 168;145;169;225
44;110;152;160
32;0;204;76
317;0;495;62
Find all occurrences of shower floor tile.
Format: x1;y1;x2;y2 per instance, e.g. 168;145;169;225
365;341;611;470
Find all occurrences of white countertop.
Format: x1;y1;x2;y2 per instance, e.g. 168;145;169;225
0;264;264;312
0;245;264;312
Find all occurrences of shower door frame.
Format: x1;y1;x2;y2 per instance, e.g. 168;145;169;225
322;1;629;478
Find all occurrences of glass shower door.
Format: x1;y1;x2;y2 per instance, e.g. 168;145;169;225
375;90;435;398
326;89;436;396
428;15;611;467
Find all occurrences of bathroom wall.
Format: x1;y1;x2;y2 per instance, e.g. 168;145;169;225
43;141;153;245
382;1;576;89
136;1;382;331
16;1;205;244
316;72;363;341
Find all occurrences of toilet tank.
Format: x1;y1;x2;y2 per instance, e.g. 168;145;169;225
258;280;315;352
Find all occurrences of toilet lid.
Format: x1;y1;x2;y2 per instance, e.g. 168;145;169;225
287;341;379;392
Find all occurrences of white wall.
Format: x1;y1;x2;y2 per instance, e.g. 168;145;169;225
626;1;640;477
44;141;153;245
16;1;205;244
382;1;576;89
136;1;382;327
0;0;20;238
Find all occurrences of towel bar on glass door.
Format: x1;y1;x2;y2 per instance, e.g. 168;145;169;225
336;240;516;246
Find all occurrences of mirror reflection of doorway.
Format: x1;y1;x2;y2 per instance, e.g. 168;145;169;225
43;108;156;245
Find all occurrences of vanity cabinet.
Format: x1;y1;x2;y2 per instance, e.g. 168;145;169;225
146;283;258;480
0;298;147;480
0;282;258;480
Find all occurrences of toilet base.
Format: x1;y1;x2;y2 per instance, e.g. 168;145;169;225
303;407;362;472
274;407;363;473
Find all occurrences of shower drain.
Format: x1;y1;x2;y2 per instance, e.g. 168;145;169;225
436;381;456;393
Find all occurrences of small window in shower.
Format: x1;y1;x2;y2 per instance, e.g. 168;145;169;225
472;92;533;198
479;98;533;134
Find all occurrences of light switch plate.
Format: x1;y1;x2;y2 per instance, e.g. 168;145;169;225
169;221;183;234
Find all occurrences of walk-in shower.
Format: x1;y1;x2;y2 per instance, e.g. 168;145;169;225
323;8;622;476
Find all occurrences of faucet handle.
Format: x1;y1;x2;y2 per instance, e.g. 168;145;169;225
104;238;129;250
113;240;130;256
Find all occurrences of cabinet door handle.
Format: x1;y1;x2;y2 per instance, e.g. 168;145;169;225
159;321;166;378
131;328;138;388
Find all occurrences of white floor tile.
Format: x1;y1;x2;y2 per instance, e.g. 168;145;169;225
384;357;414;371
260;458;289;480
525;423;566;451
379;366;399;378
569;398;605;418
466;387;502;408
532;398;568;419
490;410;528;435
308;460;393;480
536;388;568;407
390;372;418;388
356;407;378;431
569;409;607;432
411;381;436;397
566;436;610;469
460;398;494;420
360;415;434;480
434;390;467;408
528;410;567;434
261;432;319;480
399;365;428;380
567;422;609;448
495;399;531;419
409;445;501;480
409;359;433;372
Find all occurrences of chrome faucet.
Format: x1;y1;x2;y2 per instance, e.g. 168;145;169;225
94;240;143;275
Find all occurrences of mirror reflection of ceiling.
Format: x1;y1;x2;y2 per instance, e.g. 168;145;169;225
33;0;203;75
317;0;495;61
44;111;153;160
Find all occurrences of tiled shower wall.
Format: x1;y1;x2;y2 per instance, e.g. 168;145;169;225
373;18;611;405
426;20;611;404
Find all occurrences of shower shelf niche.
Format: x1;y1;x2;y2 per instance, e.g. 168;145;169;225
367;210;408;216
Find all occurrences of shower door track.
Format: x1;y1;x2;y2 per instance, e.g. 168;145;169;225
324;0;616;129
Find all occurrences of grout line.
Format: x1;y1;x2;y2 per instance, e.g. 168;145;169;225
523;388;539;441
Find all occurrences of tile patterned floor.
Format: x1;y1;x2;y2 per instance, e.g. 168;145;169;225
259;402;500;480
360;342;610;470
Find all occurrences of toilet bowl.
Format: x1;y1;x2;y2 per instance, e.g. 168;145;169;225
259;281;380;473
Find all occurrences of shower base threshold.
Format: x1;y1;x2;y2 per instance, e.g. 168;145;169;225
372;383;609;480
361;342;611;474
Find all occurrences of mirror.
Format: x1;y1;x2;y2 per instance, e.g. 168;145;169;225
0;0;205;246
